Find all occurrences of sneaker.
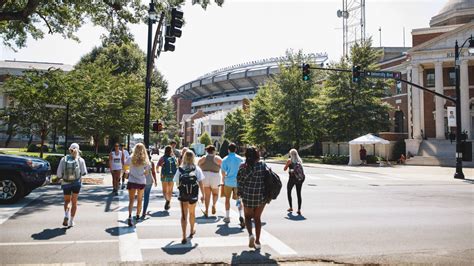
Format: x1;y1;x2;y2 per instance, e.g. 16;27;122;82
287;208;293;212
135;215;140;221
239;216;245;229
127;217;133;227
62;217;69;227
140;214;146;220
68;219;75;227
114;191;119;196
223;217;230;223
181;239;187;245
164;200;170;210
121;184;125;190
248;235;255;248
254;242;261;249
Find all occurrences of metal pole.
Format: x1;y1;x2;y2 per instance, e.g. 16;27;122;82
144;1;154;150
64;102;69;156
454;40;464;179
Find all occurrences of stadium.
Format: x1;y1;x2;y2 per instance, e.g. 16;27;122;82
171;53;328;146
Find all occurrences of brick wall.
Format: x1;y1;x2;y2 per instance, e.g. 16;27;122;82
412;32;444;47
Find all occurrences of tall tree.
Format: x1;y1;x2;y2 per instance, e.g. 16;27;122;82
316;39;392;142
224;108;246;146
0;0;224;50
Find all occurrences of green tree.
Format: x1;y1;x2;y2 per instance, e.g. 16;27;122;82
224;108;246;146
199;132;212;147
2;69;68;157
316;39;392;142
0;0;224;50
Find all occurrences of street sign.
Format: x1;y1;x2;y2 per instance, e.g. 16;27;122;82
45;104;67;109
364;71;401;80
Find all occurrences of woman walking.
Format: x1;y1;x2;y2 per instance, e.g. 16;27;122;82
56;143;87;227
141;159;157;219
283;149;304;215
197;145;222;217
237;147;267;249
123;143;151;226
174;150;205;244
157;146;178;210
109;143;123;196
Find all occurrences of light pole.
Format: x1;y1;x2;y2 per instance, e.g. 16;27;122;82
453;34;474;179
144;0;157;150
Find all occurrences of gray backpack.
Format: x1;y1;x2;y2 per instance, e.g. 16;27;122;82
63;155;81;182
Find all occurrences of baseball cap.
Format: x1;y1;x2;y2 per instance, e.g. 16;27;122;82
69;143;80;150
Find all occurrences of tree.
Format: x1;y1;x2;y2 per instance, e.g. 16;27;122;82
2;68;68;157
0;0;224;50
224;108;246;146
316;39;392;142
199;132;212;147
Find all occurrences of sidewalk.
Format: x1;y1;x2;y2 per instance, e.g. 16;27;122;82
265;159;474;178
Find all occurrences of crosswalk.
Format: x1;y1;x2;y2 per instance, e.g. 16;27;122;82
302;173;412;181
116;189;296;262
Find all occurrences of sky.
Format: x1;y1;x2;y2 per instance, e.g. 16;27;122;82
0;0;446;98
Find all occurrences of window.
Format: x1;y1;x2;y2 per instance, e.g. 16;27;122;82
396;81;402;94
448;69;456;86
426;69;435;87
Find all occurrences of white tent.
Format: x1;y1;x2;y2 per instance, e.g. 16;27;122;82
348;134;390;166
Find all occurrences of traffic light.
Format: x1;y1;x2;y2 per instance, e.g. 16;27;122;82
302;63;310;81
352;65;361;83
164;8;184;52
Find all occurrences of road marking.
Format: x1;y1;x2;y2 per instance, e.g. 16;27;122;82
0;239;118;246
380;175;404;180
307;175;322;180
349;174;375;180
323;174;348;180
118;194;143;262
140;236;249;249
0;192;42;225
136;219;181;227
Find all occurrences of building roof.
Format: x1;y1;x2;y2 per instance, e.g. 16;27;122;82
430;0;474;27
0;60;73;72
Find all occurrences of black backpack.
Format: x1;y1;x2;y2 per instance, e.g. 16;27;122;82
292;162;305;184
177;167;199;202
264;165;282;203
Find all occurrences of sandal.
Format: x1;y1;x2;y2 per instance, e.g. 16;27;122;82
181;239;187;245
211;205;216;215
248;235;255;248
254;242;261;249
189;229;196;238
287;208;293;212
127;217;133;227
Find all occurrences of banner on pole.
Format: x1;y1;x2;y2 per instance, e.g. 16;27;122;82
447;106;456;127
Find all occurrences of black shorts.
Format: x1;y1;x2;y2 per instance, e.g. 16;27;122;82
62;185;81;195
178;196;197;205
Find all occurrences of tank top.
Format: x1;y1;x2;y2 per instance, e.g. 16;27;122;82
110;151;122;171
200;155;220;173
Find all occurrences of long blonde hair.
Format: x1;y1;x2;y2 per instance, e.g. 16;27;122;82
181;150;196;168
69;148;79;159
289;149;302;164
131;143;149;167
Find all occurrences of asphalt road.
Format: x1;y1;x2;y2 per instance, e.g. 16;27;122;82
0;163;473;264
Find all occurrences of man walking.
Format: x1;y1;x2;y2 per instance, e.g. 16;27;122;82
220;143;244;227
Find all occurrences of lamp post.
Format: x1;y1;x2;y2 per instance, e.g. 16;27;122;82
453;35;474;179
144;0;157;150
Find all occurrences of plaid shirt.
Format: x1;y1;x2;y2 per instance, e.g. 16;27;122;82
237;161;266;208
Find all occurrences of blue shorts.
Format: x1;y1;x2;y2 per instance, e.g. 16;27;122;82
62;184;81;195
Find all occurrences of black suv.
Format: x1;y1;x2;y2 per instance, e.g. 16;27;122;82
0;154;51;204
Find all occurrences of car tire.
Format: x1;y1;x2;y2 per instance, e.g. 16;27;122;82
0;174;25;204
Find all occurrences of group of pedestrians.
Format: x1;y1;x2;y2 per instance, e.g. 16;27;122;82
55;141;306;250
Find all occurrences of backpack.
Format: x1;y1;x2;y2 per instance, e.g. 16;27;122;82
177;167;199;201
293;162;305;183
63;155;81;182
263;165;282;203
162;156;177;177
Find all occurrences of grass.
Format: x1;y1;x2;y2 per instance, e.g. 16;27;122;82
267;155;323;164
0;148;64;157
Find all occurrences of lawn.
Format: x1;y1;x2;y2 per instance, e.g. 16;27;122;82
0;148;64;158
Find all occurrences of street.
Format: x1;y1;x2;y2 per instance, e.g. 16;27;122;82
0;163;473;265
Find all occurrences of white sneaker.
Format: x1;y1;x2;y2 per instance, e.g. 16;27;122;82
68;219;75;227
248;235;255;248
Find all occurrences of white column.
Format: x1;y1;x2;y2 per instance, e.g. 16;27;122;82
460;59;470;137
407;66;413;138
412;64;422;139
435;61;445;139
419;66;425;137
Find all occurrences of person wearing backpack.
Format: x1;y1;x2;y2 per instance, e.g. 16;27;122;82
197;145;222;218
283;149;305;215
123;143;151;226
56;143;87;227
109;143;123;196
237;147;267;250
157;146;178;211
173;150;205;244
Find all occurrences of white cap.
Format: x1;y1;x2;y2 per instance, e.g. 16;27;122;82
69;143;80;150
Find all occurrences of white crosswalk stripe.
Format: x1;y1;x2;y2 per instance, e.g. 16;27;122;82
349;174;376;180
323;174;349;180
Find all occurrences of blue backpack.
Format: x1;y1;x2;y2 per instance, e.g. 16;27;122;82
162;156;177;177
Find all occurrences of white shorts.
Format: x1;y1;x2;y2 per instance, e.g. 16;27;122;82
202;171;221;189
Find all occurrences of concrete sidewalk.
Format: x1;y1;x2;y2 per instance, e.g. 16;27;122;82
265;159;474;178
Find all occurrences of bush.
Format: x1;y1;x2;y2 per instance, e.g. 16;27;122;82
199;132;212;147
44;155;63;172
27;144;40;152
392;140;406;160
322;154;349;165
366;155;385;164
41;145;49;153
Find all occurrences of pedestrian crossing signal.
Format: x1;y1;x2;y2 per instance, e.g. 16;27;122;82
352;65;361;83
302;63;310;81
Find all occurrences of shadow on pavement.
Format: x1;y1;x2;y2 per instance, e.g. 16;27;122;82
231;250;277;264
195;215;221;224
161;241;197;255
31;227;68;240
215;223;243;236
462;178;474;184
150;210;170;217
285;212;307;221
105;225;136;236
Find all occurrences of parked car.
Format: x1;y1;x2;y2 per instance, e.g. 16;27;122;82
0;154;51;204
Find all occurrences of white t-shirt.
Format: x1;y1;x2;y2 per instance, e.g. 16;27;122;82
173;165;205;183
110;150;122;171
123;150;130;161
124;157;149;185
